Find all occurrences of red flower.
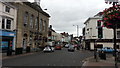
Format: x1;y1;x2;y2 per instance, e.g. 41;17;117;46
104;18;108;20
116;13;119;16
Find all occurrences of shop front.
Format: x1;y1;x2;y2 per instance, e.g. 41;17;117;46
0;30;16;56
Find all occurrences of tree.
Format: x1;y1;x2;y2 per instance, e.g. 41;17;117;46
102;5;120;28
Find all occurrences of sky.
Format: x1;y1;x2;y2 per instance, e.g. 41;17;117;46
28;0;112;37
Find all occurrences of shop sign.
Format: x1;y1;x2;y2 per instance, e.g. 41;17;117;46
9;33;14;36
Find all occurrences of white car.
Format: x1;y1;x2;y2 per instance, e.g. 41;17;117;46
65;44;70;48
51;47;55;52
43;47;52;52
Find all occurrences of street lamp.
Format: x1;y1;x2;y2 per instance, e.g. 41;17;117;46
73;25;79;37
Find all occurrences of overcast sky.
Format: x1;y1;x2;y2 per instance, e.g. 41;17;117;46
28;0;112;37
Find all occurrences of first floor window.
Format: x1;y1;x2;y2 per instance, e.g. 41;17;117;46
1;18;12;29
2;19;5;29
23;12;28;26
6;19;11;29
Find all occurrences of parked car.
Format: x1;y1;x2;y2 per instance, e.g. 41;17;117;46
55;45;62;50
68;45;75;52
98;47;115;53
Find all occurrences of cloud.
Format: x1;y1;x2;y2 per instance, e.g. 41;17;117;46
28;0;111;36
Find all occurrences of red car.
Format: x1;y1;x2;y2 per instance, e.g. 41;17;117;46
55;45;62;50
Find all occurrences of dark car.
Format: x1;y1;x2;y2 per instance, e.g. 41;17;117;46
55;45;62;50
68;45;75;52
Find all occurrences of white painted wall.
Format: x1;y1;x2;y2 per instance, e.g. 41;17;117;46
0;2;17;30
84;16;114;50
85;17;113;40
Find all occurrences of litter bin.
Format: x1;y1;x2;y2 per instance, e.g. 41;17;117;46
99;51;106;60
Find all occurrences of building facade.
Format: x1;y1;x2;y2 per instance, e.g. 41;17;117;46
11;2;50;54
0;2;17;53
83;14;120;50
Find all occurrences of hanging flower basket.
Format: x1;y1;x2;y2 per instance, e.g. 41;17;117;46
102;5;120;28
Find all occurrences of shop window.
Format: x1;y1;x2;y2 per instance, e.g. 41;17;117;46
6;19;11;29
5;6;10;13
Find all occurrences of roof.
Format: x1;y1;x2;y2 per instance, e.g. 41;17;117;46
23;2;50;17
84;17;102;24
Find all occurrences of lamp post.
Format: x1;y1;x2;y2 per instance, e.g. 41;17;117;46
73;25;79;37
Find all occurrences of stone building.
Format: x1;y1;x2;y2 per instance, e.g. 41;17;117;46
11;2;50;54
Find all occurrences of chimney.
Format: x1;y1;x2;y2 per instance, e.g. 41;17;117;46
34;0;41;6
50;25;52;29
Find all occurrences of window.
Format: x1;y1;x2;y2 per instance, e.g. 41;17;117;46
30;15;34;28
43;21;45;31
87;28;89;31
23;12;28;26
35;17;37;30
6;19;11;29
5;6;10;13
29;35;32;45
44;21;47;31
2;19;5;29
1;18;12;29
39;19;43;31
35;17;39;30
117;31;120;39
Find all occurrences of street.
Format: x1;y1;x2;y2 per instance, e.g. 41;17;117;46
2;48;93;67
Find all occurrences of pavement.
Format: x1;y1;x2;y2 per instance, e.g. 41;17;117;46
1;50;39;60
82;53;120;68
